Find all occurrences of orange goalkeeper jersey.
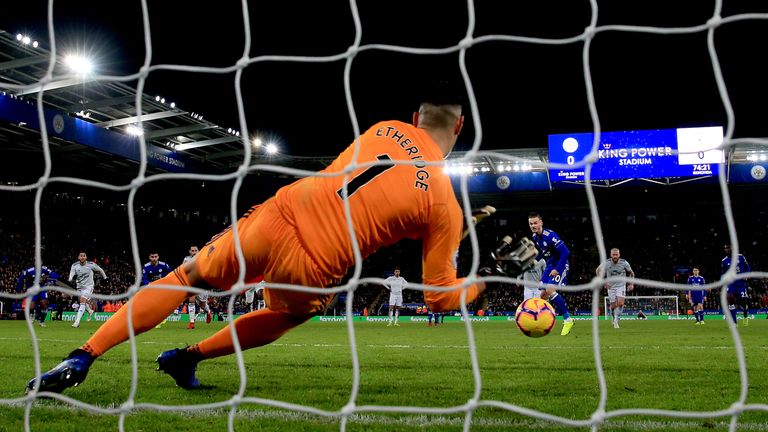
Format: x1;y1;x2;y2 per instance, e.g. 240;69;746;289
273;120;477;311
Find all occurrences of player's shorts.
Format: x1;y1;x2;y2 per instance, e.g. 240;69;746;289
244;287;256;304
727;285;748;298
689;290;705;305
389;293;403;307
731;291;749;308
523;287;541;301
194;198;336;317
31;291;48;302
608;286;627;304
541;265;568;287
78;286;94;301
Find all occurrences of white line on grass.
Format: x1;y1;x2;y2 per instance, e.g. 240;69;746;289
1;337;766;351
6;403;768;430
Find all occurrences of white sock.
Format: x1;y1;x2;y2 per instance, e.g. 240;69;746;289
189;303;196;323
74;304;86;325
394;309;400;320
616;306;623;321
388;310;393;322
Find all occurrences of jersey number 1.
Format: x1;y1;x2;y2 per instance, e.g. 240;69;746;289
336;154;394;199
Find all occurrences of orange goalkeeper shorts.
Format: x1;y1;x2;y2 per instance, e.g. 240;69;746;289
193;198;335;317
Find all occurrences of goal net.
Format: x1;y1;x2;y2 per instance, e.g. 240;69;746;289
603;295;679;320
1;1;767;431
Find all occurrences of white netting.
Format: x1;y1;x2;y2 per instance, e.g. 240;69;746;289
602;295;679;320
2;1;768;431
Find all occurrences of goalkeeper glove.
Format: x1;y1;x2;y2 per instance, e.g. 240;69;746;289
478;236;538;278
478;262;506;277
472;205;496;224
462;205;496;239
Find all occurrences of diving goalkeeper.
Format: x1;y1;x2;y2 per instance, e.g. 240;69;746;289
28;81;535;393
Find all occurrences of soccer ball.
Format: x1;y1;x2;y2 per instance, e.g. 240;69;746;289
514;298;556;338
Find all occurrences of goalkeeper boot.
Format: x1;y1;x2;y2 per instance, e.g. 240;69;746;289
156;348;201;390
155;318;168;329
26;349;94;394
560;319;575;336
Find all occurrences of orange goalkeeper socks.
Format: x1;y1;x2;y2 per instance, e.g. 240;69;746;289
81;268;191;357
186;308;307;360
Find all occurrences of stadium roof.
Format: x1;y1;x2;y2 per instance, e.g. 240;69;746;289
0;29;262;176
0;28;553;182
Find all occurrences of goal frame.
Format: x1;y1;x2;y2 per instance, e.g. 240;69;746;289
603;295;679;320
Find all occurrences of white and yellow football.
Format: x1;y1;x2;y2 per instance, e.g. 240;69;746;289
514;298;556;338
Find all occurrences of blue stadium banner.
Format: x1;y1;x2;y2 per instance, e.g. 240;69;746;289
0;94;195;173
548;126;724;182
450;171;550;193
729;163;768;184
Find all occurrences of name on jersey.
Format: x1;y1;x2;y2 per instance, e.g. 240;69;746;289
376;126;430;192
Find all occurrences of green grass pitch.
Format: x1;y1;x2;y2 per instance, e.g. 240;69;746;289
0;318;766;431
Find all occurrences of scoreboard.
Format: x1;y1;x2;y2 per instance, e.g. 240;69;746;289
548;126;725;182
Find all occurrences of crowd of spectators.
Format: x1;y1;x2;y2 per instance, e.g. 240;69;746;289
2;187;767;319
456;203;768;316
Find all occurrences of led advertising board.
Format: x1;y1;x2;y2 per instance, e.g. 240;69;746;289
548;126;724;182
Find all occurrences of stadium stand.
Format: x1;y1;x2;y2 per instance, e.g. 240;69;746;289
2;184;766;319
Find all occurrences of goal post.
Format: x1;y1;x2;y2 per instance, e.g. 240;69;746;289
603;295;679;320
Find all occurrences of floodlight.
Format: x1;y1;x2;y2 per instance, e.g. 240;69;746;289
64;55;93;74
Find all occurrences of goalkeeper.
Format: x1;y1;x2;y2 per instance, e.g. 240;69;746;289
28;81;535;393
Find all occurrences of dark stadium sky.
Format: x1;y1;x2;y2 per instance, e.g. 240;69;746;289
3;0;768;157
